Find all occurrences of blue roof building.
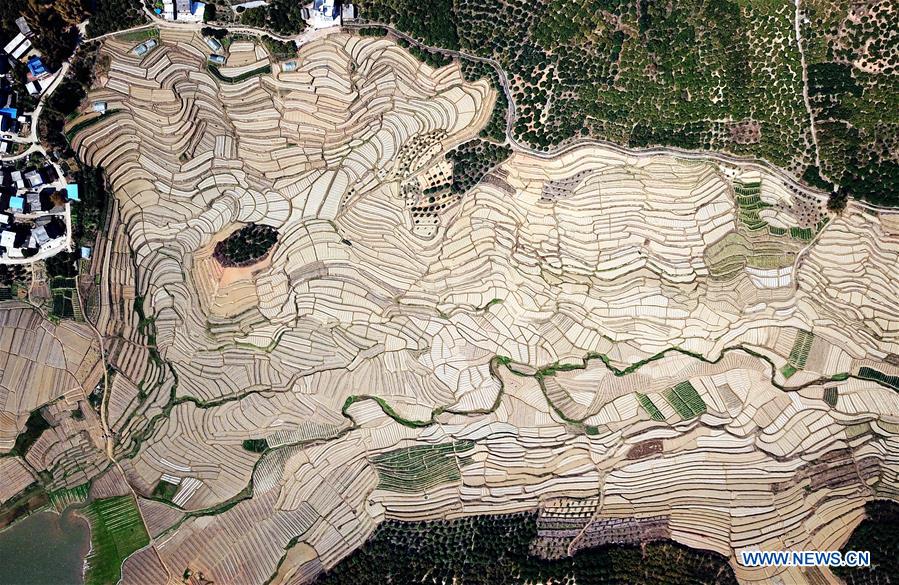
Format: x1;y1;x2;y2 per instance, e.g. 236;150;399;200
314;0;338;18
26;56;47;77
0;108;16;133
9;195;24;211
66;184;80;201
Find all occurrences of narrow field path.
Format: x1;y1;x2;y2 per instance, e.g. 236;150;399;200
793;0;834;185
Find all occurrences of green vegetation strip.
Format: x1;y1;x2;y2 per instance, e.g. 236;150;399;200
114;28;158;42
207;63;272;84
65;111;120;142
82;496;150;585
370;441;475;493
342;395;434;428
857;367;899;391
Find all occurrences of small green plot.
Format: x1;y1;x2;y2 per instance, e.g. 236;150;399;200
242;438;268;453
371;440;475;493
663;381;706;419
823;387;839;407
784;330;815;375
52;291;75;318
790;226;814;241
733;182;762;197
636;393;665;422
151;480;179;501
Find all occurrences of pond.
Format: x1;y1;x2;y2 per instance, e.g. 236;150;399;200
0;509;91;585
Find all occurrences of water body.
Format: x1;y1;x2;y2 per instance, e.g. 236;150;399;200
0;509;91;585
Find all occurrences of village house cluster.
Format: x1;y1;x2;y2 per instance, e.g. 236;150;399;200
0;160;76;262
0;17;78;264
1;17;56;101
304;0;356;28
156;0;207;22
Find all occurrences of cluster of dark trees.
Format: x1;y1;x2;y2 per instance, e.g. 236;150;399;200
833;500;898;585
806;61;899;207
73;164;109;245
39;41;102;155
396;37;452;69
460;60;507;143
239;0;307;36
1;0;145;70
358;0;762;155
85;0;147;38
260;35;296;59
45;250;79;279
359;0;898;207
214;224;278;266
0;264;26;287
446;139;511;195
10;409;50;457
314;512;737;585
241;438;268;453
358;0;459;50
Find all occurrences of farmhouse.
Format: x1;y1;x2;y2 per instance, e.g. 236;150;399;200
2;34;31;60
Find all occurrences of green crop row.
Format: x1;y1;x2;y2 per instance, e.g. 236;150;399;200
787;329;814;369
636;393;665;422
48;482;89;512
207;63;272;84
857;367;899;391
663;381;706;419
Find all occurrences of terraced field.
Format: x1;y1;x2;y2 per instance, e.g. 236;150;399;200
54;27;899;585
